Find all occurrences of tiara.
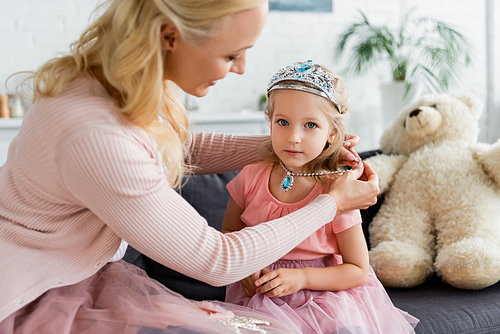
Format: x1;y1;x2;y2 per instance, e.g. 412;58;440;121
267;60;342;113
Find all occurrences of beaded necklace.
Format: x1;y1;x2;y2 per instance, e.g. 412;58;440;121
279;161;344;192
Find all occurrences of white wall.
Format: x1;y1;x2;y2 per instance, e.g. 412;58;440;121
2;0;498;151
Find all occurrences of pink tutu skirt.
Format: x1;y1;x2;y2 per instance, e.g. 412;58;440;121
0;260;292;334
225;256;419;334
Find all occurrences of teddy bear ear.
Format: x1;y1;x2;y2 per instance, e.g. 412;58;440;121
450;92;484;118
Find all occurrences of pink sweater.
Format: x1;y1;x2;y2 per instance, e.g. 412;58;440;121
0;75;337;322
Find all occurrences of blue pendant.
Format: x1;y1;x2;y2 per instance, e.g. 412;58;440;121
281;173;294;192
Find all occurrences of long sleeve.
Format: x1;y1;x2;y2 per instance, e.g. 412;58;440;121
184;132;269;174
60;130;337;286
0;74;338;321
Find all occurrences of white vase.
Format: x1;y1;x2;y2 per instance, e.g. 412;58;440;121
380;81;416;128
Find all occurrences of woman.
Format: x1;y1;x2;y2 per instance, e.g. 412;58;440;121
0;0;379;333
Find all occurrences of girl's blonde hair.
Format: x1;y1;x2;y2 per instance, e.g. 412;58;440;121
14;0;265;188
261;67;351;182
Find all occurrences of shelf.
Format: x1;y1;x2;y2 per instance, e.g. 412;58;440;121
188;111;266;124
0;118;24;129
0;111;268;132
0;111;267;128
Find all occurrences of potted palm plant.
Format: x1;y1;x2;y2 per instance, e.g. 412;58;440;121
258;93;267;111
334;8;473;126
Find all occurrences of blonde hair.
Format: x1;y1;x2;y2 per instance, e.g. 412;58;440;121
261;67;351;183
13;0;265;188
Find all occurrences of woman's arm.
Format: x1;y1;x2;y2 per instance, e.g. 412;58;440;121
255;224;369;297
60;130;338;287
184;132;267;174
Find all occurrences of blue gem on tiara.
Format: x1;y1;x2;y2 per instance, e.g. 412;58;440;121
296;64;313;72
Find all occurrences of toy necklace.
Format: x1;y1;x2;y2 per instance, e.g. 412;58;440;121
279;161;344;192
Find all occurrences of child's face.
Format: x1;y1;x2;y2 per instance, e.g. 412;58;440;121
270;90;335;172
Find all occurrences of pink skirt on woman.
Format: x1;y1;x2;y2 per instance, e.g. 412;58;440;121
0;260;293;334
225;256;419;334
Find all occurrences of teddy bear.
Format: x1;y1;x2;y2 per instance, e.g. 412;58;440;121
365;92;500;290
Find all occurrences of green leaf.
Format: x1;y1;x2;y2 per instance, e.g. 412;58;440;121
334;7;474;95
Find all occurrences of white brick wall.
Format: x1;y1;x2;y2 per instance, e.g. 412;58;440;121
1;0;99;97
2;0;498;151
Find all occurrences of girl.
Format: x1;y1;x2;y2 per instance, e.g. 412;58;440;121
223;60;418;334
0;0;380;332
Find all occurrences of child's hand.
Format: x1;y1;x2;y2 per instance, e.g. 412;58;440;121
255;268;306;298
241;268;270;297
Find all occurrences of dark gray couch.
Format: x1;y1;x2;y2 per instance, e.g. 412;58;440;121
124;151;500;334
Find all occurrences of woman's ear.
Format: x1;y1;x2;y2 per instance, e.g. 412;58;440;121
160;23;180;51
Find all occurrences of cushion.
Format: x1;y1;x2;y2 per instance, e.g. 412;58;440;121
387;275;500;334
140;171;239;301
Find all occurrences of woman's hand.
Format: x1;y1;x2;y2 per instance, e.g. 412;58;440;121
329;161;379;215
255;268;306;298
241;268;270;297
339;133;361;167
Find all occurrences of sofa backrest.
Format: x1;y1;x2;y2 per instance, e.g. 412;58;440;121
124;150;382;301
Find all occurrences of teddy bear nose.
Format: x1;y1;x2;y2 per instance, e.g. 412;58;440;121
409;109;421;117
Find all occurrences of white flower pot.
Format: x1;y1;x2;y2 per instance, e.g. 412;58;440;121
380;81;416;128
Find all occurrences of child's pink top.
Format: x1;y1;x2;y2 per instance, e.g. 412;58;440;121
228;162;362;260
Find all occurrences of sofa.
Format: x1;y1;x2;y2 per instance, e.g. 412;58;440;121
123;150;500;334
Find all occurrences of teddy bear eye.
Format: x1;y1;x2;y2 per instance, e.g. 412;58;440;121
430;104;437;108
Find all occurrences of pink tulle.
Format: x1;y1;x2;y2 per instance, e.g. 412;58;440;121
0;260;292;334
226;256;419;334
